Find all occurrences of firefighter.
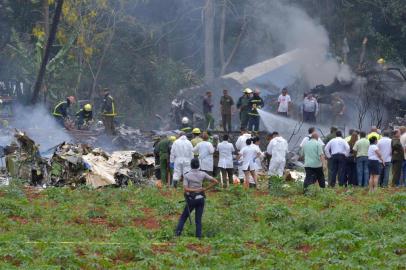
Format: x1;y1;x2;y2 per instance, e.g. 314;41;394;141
52;96;76;127
248;89;264;132
237;88;252;130
100;88;117;135
180;117;192;133
191;128;203;147
76;103;93;130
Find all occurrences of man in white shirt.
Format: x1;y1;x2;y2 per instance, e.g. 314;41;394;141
236;128;252;182
324;130;350;187
277;88;291;117
377;130;391;187
267;132;288;177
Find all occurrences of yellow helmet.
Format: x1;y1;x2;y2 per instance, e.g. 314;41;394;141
84;103;92;112
168;136;176;142
192;128;201;134
377;58;385;65
243;88;253;94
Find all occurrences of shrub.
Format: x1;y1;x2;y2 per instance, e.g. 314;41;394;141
263;204;291;223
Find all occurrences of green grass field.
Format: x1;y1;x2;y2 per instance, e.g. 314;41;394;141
0;180;405;269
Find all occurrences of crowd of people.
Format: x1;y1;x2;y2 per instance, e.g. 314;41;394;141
166;124;405;238
302;125;406;192
155;123;406;192
154;127;290;189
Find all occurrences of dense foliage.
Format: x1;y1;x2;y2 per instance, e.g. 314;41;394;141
0;0;405;128
0;180;405;269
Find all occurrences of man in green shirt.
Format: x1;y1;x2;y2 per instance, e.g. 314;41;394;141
353;131;370;187
220;89;234;133
301;132;326;192
158;136;176;186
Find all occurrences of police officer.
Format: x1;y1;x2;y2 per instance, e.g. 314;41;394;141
237;88;252;130
100;88;117;135
76;103;93;130
248;89;264;132
175;158;218;238
52;96;76;127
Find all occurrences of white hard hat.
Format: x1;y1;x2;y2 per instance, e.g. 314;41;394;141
181;117;189;124
243;88;253;94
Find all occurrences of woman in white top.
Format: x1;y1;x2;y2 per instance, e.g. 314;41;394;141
368;136;384;192
217;134;235;188
238;138;261;188
193;132;214;175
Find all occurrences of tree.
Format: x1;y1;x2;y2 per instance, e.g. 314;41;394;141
203;0;215;83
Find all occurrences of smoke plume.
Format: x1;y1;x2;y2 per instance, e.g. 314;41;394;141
11;105;71;153
252;0;353;87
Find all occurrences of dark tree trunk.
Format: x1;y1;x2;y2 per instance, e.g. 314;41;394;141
31;0;64;105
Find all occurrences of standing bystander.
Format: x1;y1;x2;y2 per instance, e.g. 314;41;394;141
391;129;403;187
220;89;234;133
277;88;291;117
377;131;392;187
301;132;326;192
324;131;350;187
353;131;370;187
203;91;214;130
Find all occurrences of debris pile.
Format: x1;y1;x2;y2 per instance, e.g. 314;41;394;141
77;125;155;153
4;131;49;185
3;131;155;188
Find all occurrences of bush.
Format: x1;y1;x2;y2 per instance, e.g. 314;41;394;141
263;204;291;223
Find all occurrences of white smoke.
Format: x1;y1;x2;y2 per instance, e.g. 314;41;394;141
11;105;72;152
252;0;353;87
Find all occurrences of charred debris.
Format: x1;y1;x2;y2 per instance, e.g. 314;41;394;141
1;128;158;188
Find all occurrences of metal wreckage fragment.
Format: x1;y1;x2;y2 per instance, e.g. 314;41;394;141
2;130;155;188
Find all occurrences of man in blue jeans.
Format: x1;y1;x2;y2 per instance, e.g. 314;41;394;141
175;158;218;238
353;131;370;187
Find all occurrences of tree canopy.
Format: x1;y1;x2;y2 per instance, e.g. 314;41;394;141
0;0;404;128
